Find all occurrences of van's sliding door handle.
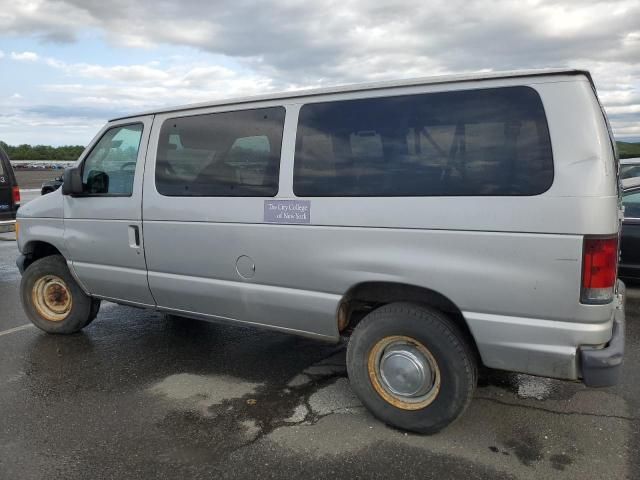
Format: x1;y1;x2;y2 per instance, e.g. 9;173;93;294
128;225;141;249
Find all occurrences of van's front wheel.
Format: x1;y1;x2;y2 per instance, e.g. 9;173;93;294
346;302;477;434
20;255;98;334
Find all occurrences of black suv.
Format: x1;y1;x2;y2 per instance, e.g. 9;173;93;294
0;146;19;234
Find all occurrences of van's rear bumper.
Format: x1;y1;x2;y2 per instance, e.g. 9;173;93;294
579;281;625;387
465;282;625;382
0;219;16;234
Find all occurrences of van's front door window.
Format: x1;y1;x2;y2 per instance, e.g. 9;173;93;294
82;123;143;195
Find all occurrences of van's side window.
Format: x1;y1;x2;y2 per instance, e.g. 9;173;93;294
293;87;553;196
82;123;143;195
155;107;285;197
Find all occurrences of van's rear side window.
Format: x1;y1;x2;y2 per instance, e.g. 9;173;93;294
156;107;285;197
293;87;553;196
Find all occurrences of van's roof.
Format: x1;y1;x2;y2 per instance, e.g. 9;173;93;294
110;68;591;121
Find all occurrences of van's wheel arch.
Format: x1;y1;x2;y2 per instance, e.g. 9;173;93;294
346;302;477;434
20;254;99;334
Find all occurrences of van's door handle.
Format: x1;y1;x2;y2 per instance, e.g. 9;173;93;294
128;225;141;249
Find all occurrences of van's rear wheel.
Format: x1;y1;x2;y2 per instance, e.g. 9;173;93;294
20;255;98;334
346;302;477;434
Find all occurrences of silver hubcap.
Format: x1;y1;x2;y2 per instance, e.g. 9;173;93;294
368;336;441;410
379;344;433;398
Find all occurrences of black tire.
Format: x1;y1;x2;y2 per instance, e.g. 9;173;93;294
20;255;96;334
346;302;477;434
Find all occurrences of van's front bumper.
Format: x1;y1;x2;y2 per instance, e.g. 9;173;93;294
579;281;625;387
0;219;16;234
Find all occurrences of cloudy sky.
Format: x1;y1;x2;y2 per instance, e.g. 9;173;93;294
0;0;638;146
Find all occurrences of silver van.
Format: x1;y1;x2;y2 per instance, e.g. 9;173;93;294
15;69;625;433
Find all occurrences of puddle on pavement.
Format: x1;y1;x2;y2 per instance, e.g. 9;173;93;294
502;432;545;466
488;424;581;471
148;347;581;448
148;373;263;415
147;345;605;474
147;349;359;452
478;369;580;401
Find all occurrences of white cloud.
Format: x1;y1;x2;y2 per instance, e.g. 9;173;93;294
41;60;277;110
0;0;95;43
3;1;639;78
11;51;39;61
0;50;4;59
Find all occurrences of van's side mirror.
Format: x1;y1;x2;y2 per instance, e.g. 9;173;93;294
62;166;83;196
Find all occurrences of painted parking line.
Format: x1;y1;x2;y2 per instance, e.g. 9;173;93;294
0;323;34;337
20;189;42;193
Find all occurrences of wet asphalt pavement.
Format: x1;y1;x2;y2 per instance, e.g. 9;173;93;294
0;232;638;479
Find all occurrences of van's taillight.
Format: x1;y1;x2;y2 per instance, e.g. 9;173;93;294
581;236;618;304
12;186;20;205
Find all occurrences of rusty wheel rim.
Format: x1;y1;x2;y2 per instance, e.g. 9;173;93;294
367;335;441;410
32;275;72;322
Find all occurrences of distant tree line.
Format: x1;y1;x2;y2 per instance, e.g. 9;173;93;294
1;139;638;161
618;141;640;159
0;141;85;161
